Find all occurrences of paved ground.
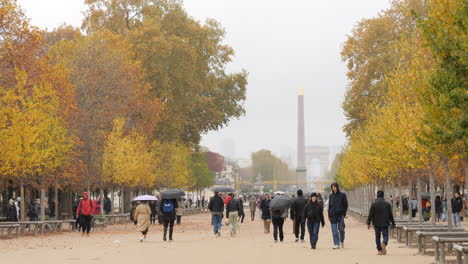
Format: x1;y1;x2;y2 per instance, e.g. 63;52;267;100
1;210;433;264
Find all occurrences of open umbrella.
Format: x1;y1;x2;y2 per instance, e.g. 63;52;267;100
269;195;291;210
274;191;286;195
161;189;186;199
133;195;158;201
211;186;235;193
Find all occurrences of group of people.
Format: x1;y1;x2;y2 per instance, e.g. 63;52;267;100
207;183;349;250
5;197;56;222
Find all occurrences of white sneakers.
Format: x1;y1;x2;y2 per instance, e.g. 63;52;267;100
140;237;144;242
333;245;340;249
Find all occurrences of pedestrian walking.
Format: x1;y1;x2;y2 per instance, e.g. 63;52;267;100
134;201;151;242
238;195;245;224
249;196;257;221
271;207;286;242
226;194;241;237
452;192;463;226
328;182;348;249
156;195;163;224
260;193;272;234
160;198;178;241
75;192;95;236
104;195;112;214
14;197;21;221
303;193;325;249
208;192;224;237
7;199;18;222
149;200;157;225
176;198;184;225
367;190;395;255
435;195;442;222
290;189;307;243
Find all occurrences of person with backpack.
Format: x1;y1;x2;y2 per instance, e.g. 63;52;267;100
303;193;325;249
226;193;242;237
160;198;178;241
208;192;225;237
367;190;395;255
75;192;95;236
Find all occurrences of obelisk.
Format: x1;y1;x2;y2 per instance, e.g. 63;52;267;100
296;88;307;189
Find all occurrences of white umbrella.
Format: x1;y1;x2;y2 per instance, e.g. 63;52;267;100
133;195;158;201
274;191;286;195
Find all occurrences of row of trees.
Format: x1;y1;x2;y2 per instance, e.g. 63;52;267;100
0;0;245;217
334;0;466;227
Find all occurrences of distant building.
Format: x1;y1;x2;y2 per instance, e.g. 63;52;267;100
305;146;331;191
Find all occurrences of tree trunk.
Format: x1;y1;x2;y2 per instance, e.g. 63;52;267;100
110;186;114;214
100;187;104;215
408;168;413;223
429;166;436;227
120;186;125;214
54;183;58;219
398;175;403;218
443;156;453;230
465;157;468;196
40;180;46;221
20;180;25;222
417;175;423;224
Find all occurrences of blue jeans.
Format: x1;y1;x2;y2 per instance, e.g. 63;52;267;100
307;221;320;246
331;216;345;246
374;226;389;251
212;214;222;234
453;212;461;226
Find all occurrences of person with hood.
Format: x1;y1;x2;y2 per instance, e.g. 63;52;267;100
7;199;18;222
260;193;272;234
249;196;257;221
303;193;325;249
134;201;151;242
226;193;241;237
290;189;307;242
208;192;224;237
76;192;95;236
367;190;395;255
160;198;178;241
328;182;348;249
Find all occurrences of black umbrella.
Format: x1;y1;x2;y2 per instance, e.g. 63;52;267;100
211;186;235;193
269;195;291;210
161;189;186;199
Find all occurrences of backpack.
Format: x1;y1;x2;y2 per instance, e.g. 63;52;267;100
163;200;174;213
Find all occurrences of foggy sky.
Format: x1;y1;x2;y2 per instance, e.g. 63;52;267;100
17;0;390;159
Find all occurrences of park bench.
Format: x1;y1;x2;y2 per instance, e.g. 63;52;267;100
105;213;129;224
433;236;468;264
0;224;20;239
0;221;44;236
403;226;464;247
43;220;76;232
395;222;436;241
93;215;107;231
416;231;468;254
347;207;369;224
454;243;468;264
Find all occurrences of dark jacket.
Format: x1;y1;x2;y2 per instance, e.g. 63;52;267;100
149;201;157;216
104;197;112;214
260;199;271;220
208;195;224;213
271;208;285;219
290;195;307;220
435;198;442;213
226;198;241;217
303;201;325;226
7;204;18;222
159;199;179;221
328;183;348;223
452;197;463;213
367;197;395;227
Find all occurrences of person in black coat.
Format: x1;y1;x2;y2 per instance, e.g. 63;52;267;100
149;201;157;224
367;190;395;255
7;199;18;222
260;194;271;234
452;192;463;226
160;198;178;241
435;195;442;222
290;189;307;242
208;192;224;236
303;193;325;249
328;182;348;249
104;196;112;214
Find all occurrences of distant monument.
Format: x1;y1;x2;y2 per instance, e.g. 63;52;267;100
296;88;307;189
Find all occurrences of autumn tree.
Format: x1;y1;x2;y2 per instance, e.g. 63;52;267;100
82;0;248;146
